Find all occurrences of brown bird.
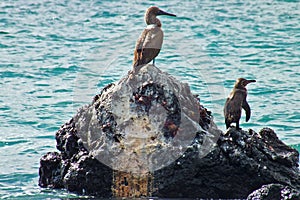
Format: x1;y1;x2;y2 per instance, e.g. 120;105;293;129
224;78;256;130
133;6;176;70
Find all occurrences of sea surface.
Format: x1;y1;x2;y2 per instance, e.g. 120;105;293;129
0;0;299;199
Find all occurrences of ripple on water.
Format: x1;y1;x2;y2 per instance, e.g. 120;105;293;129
0;139;29;148
0;0;299;198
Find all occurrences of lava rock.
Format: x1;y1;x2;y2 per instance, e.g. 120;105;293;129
40;115;113;196
247;183;300;200
72;64;214;174
63;153;113;196
38;152;62;188
153;128;300;199
39;64;300;198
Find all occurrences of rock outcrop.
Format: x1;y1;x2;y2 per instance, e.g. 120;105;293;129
39;64;300;199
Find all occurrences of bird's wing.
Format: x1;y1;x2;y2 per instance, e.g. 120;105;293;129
133;29;150;67
135;29;150;50
133;28;163;67
242;100;251;122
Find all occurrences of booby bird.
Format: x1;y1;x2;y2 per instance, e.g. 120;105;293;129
133;6;176;69
224;78;256;130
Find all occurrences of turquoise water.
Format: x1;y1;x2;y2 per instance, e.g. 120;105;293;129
0;0;299;198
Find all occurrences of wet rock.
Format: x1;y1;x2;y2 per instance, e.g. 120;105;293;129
38;152;62;188
63;153;113;196
247;184;300;200
39;64;300;198
40;118;113;196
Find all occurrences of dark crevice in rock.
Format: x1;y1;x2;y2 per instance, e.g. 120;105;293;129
97;105;119;142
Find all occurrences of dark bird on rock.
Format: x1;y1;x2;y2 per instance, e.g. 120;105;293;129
224;78;256;130
133;6;176;70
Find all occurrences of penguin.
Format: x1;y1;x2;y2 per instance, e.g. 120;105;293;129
224;78;256;130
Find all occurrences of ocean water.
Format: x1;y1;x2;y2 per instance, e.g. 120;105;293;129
0;0;299;198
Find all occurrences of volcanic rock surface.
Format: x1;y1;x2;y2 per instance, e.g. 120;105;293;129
39;64;300;199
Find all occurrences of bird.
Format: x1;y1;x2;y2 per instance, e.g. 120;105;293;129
133;6;176;70
224;78;256;130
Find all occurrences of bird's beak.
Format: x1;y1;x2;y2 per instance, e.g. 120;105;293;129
245;80;256;85
157;9;176;17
